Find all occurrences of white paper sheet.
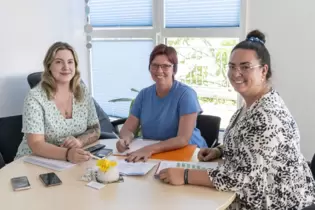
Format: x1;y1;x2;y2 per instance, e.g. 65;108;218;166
86;181;106;190
155;161;219;176
23;155;76;171
117;160;157;176
113;139;159;155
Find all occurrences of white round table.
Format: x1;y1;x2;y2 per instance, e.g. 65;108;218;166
0;139;235;210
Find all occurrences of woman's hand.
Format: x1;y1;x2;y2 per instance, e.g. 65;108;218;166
158;168;185;186
116;138;131;153
125;147;153;162
61;136;83;149
67;148;90;163
197;148;220;162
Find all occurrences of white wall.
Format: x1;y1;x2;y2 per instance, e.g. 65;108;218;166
0;0;88;117
248;0;315;160
2;0;314;159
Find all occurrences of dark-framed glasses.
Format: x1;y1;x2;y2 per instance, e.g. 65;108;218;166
150;63;173;71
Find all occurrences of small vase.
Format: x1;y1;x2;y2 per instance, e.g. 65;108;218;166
97;167;119;183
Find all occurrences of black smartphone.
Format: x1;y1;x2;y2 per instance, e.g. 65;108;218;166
39;172;62;187
85;144;105;153
94;148;113;158
11;176;31;191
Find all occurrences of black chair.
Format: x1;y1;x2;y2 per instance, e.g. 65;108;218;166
196;114;221;148
27;72;126;139
0;115;24;165
0;152;5;169
302;204;315;210
309;154;315;179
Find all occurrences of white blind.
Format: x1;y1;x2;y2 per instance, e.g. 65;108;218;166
165;0;241;28
91;40;154;118
89;0;152;27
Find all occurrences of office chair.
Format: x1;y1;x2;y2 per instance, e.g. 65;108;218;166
0;152;5;169
0;115;24;164
302;204;315;210
196;114;221;148
27;72;126;139
309;154;315;179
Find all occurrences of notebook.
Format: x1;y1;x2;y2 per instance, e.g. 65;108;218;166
23;155;76;171
113;139;159;156
154;161;218;178
117;160;158;176
151;145;197;161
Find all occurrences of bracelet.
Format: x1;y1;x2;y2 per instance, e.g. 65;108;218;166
184;169;189;184
65;148;71;162
215;147;223;158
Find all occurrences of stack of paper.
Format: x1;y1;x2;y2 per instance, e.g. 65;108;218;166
23;155;76;171
117;160;157;176
154;161;218;177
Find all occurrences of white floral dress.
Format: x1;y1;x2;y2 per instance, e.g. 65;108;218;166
15;83;99;159
208;89;315;209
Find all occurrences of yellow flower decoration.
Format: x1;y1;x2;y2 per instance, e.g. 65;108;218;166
96;159;117;172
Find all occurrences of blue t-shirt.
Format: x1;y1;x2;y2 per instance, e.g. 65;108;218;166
131;80;207;148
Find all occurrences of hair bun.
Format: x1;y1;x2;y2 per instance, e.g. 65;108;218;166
246;30;266;44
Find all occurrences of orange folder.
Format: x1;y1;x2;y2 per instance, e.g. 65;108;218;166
150;145;197;162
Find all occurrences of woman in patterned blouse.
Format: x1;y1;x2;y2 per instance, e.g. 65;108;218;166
15;42;100;163
158;30;315;209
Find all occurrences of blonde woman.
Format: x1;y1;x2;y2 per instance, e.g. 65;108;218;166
15;42;100;163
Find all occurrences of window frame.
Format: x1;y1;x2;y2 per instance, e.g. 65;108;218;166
87;0;248;113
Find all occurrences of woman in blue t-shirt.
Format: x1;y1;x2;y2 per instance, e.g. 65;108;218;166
117;44;207;162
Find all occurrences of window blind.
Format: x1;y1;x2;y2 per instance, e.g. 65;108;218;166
89;0;152;27
165;0;241;28
91;40;154;118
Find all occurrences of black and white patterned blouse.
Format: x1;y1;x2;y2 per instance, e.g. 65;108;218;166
208;89;315;209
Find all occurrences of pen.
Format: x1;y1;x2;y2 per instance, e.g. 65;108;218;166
112;132;119;139
90;153;101;160
114;132;130;150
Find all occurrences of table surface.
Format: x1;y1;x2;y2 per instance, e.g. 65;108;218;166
0;139;235;210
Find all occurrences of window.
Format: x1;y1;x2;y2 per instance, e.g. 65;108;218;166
86;0;245;129
91;40;154;118
89;0;152;27
167;38;239;128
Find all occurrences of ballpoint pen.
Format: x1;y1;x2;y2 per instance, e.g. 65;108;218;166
90;153;101;160
113;132;130;150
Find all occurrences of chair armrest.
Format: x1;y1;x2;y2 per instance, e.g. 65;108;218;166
99;132;118;139
302;204;315;210
111;118;127;127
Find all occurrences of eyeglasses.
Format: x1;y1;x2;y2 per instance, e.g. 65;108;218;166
150;63;173;71
227;64;261;74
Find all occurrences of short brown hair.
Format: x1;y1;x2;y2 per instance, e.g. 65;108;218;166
41;42;83;101
149;44;178;77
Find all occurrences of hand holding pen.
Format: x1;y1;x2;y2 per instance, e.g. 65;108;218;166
116;138;130;153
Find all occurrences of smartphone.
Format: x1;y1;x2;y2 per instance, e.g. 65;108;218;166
85;144;105;153
11;176;31;191
39;172;62;187
94;148;113;158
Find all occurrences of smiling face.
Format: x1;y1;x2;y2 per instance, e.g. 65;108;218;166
228;49;268;97
149;55;174;86
49;49;76;84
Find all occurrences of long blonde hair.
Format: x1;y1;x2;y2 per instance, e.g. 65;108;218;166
41;42;83;101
